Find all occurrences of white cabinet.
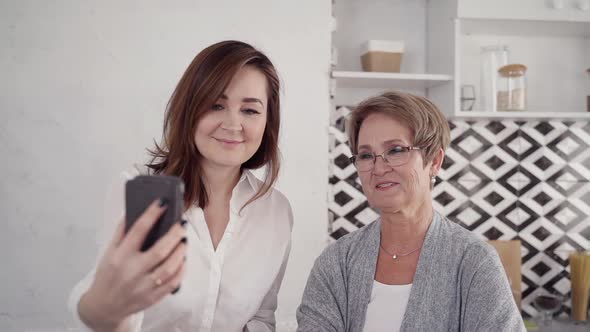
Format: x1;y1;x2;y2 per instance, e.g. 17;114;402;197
458;0;590;22
452;0;590;118
331;0;457;111
331;0;590;119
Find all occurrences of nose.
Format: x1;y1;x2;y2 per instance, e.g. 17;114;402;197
220;108;242;131
372;155;391;176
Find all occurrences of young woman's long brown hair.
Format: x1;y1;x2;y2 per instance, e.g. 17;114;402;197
146;40;281;210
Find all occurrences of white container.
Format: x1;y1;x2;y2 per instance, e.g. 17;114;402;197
361;40;405;72
480;45;509;112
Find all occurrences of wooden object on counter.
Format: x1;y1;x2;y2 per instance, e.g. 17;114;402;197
488;240;522;309
569;252;590;321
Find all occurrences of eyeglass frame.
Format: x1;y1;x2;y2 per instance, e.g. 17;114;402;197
349;145;422;170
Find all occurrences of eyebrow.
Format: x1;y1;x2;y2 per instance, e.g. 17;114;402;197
220;94;264;107
357;139;408;151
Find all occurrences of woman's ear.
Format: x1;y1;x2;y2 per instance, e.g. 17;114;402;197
429;148;445;177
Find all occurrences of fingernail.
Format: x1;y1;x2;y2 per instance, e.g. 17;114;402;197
180;237;187;244
172;285;181;294
180;219;188;227
158;198;169;207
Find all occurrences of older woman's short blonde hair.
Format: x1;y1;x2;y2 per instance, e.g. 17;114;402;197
347;91;451;166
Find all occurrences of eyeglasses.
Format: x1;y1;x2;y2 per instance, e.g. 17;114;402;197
349;146;422;171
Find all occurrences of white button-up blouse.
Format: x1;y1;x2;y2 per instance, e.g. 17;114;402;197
68;167;293;332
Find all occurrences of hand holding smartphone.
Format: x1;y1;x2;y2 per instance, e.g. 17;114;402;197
125;175;185;251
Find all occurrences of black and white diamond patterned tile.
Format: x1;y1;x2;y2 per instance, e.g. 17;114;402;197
517;129;543;161
520;147;568;182
519;182;566;216
448;178;493;198
348;202;380;226
498;201;540;233
330;140;355;180
570;121;590;140
329;180;370;219
437;148;469;180
520;217;564;251
570;146;590;182
342;172;364;194
451;127;494;161
332;106;352;130
546;128;589;163
498;131;522;162
545;270;571;298
470;182;519;217
471;145;519;180
482;121;507;136
497;165;541;197
432;180;469;215
521;252;575;318
448;120;471;142
477;120;521;144
546;179;587;197
524;268;571;317
446;199;495;232
448;164;492;183
328;108;590;316
518;236;541;266
521;276;539;316
330;216;365;238
495;126;544;163
473;217;518;240
569;123;590;182
544;200;587;233
520;121;570;146
545;236;586;267
567;230;590;251
522;251;565;288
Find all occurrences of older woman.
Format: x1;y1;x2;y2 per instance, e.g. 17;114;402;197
296;92;524;332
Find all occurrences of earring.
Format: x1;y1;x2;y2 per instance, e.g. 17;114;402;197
430;176;436;185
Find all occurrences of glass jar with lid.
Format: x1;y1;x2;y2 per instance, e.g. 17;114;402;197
480;45;509;112
497;64;527;111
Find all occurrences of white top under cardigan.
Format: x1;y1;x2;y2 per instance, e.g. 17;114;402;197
363;281;412;332
68;166;293;332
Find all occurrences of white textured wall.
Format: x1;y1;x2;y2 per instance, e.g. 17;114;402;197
0;1;331;330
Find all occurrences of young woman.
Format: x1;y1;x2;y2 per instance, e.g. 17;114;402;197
69;40;293;332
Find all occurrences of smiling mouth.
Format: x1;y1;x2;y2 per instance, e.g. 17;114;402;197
214;138;244;144
375;182;398;189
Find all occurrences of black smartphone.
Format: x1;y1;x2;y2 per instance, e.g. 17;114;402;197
125;175;185;251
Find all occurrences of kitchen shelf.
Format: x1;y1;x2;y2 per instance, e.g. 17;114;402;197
461;18;590;37
332;0;590;120
331;71;453;90
455;111;590;120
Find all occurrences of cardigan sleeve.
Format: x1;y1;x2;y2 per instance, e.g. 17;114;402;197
296;245;348;332
460;246;526;332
